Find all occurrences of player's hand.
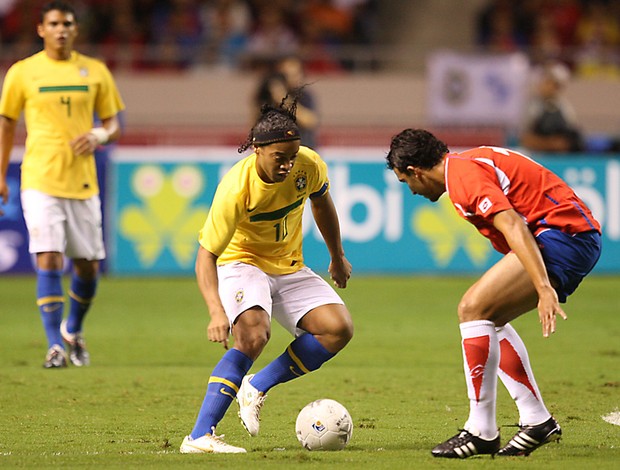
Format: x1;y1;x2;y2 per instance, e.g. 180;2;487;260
329;255;352;289
70;132;100;156
207;310;231;349
537;286;567;337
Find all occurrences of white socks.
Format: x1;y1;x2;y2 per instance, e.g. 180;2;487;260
460;320;499;439
496;323;551;425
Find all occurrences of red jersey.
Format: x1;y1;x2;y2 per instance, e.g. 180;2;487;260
444;146;601;254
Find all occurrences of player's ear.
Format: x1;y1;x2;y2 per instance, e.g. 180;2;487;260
37;23;45;39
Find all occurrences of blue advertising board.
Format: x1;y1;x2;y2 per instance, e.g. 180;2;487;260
107;148;620;275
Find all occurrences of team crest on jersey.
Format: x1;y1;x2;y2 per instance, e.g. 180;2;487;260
235;289;244;304
294;171;307;192
478;197;493;214
79;67;89;77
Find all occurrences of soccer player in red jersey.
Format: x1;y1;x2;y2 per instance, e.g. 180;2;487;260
386;129;602;459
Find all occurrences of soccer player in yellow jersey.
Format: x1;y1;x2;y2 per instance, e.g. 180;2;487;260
0;2;125;368
180;95;353;454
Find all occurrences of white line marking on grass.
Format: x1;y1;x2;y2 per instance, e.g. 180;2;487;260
602;410;620;426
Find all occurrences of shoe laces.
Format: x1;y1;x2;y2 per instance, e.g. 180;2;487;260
209;427;230;444
251;393;267;419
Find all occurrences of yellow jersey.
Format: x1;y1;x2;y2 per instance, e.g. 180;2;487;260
199;146;329;275
0;51;125;199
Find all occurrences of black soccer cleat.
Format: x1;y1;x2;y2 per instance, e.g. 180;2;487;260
432;429;500;459
497;416;562;456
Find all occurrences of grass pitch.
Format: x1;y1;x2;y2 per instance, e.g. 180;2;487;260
0;275;618;469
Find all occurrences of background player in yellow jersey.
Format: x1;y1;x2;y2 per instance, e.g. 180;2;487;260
180;94;353;454
0;2;125;368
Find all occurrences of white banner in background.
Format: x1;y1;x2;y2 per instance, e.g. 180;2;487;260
427;52;530;127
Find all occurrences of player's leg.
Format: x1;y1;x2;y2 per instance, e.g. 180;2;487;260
188;308;270;438
238;267;353;436
35;251;68;368
182;264;272;453
433;252;537;458
21;190;68;368
61;196;105;366
496;229;600;456
496;323;551;426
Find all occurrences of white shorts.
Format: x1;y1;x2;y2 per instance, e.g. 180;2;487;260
217;262;344;337
21;189;105;260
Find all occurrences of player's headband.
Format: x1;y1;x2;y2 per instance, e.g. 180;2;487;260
252;128;301;146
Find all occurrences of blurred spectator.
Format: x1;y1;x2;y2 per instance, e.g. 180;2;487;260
149;0;204;70
277;55;319;148
200;0;252;69
476;0;528;53
574;0;620;77
252;55;319;148
0;0;381;72
245;4;299;63
529;9;564;65
520;62;584;152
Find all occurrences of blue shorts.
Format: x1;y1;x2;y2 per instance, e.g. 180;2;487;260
536;229;602;302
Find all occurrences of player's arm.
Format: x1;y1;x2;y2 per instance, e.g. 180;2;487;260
0;115;17;215
310;191;351;288
195;245;231;349
492;209;567;337
70;114;122;156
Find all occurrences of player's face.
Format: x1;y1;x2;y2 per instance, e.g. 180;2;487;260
38;10;78;58
393;167;442;202
255;140;301;184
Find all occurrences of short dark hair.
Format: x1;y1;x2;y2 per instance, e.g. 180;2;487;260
41;1;77;23
386;128;449;171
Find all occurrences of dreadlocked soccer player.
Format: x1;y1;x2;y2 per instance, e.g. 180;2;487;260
180;91;353;454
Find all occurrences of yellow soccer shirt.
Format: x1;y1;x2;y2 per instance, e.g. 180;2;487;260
199;146;329;275
0;51;125;199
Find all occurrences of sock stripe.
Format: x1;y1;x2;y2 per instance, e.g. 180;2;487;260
286;344;311;374
208;376;240;394
69;290;93;304
37;296;65;306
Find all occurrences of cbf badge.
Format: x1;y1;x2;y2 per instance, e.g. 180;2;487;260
294;171;307;192
235;289;244;304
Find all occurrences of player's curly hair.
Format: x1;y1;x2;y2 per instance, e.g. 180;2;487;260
386;129;449;171
238;87;304;153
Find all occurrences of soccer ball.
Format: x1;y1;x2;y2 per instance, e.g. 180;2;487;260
295;399;353;451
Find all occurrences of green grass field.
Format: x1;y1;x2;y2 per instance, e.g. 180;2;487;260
0;275;618;469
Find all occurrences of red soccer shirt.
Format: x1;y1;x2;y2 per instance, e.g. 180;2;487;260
444;146;601;254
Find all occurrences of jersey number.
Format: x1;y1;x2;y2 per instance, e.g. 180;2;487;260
273;216;289;242
61;96;72;117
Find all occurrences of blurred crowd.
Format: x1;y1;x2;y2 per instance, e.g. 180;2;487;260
0;0;378;72
477;0;620;78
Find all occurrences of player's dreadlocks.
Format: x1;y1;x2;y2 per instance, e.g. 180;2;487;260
238;87;306;153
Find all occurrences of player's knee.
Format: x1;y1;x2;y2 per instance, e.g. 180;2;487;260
327;312;354;351
234;328;270;360
337;315;354;345
457;294;494;323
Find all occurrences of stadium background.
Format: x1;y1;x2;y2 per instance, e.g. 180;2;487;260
1;0;619;275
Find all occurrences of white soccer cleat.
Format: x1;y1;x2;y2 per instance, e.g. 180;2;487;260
179;432;246;454
237;374;267;437
60;320;90;367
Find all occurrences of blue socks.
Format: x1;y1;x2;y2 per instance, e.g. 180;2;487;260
190;349;253;438
250;334;335;393
36;269;64;348
66;274;97;333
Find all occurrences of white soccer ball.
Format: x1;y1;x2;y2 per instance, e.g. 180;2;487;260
295;399;353;451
